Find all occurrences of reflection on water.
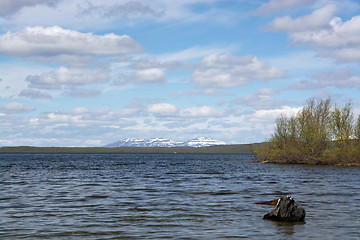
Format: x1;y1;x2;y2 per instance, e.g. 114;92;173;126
270;221;306;237
0;153;359;239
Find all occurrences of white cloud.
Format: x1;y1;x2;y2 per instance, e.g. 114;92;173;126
0;26;142;57
71;107;89;115
0;102;35;113
147;103;178;116
249;106;302;122
128;57;185;71
191;54;286;88
0;0;242;32
0;0;61;17
266;4;360;63
291;68;360;90
27;107;136;132
67;89;102;98
235;88;286;109
290;15;360;48
78;1;164;19
147;103;224;118
26;67;109;89
254;0;317;15
132;68;166;84
18;89;52;99
291;15;360;62
266;4;338;32
179;106;224;118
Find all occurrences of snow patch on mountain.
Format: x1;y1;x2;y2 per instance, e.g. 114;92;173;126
186;137;228;148
105;137;229;148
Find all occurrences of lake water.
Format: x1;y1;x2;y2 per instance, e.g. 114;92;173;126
0;153;359;239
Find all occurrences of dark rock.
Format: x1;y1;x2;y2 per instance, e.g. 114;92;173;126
263;196;305;222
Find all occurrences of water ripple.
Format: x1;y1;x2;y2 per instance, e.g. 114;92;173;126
0;153;359;239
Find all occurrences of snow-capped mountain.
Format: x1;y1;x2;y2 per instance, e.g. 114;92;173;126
105;137;229;148
104;138;184;148
186;137;228;148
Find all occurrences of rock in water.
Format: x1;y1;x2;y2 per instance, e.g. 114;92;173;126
263;196;306;222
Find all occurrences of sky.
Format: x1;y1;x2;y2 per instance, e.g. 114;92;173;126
1;0;360;147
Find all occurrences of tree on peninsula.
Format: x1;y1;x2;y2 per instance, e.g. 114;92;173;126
255;98;360;166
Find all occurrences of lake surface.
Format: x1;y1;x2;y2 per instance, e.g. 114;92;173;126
1;153;359;239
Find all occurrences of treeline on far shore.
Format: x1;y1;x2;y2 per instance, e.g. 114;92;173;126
254;98;360;166
0;144;259;154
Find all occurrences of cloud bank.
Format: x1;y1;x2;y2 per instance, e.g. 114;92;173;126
0;0;61;17
266;4;360;63
191;54;286;88
78;1;164;19
0;102;35;113
0;26;142;57
25;67;109;89
292;68;360;90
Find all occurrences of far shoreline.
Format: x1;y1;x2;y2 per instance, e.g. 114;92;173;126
0;144;258;154
2;144;359;167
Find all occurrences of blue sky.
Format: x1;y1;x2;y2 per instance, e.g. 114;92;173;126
1;0;360;147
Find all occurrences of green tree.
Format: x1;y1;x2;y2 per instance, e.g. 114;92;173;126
355;115;360;142
273;114;290;148
330;101;354;147
297;98;331;159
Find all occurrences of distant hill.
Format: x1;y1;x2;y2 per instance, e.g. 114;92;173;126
105;137;229;148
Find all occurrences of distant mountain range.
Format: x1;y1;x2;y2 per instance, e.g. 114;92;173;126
105;137;229;148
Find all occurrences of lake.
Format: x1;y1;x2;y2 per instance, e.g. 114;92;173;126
1;153;359;239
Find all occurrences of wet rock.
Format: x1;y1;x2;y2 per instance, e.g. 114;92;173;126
263;196;305;222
